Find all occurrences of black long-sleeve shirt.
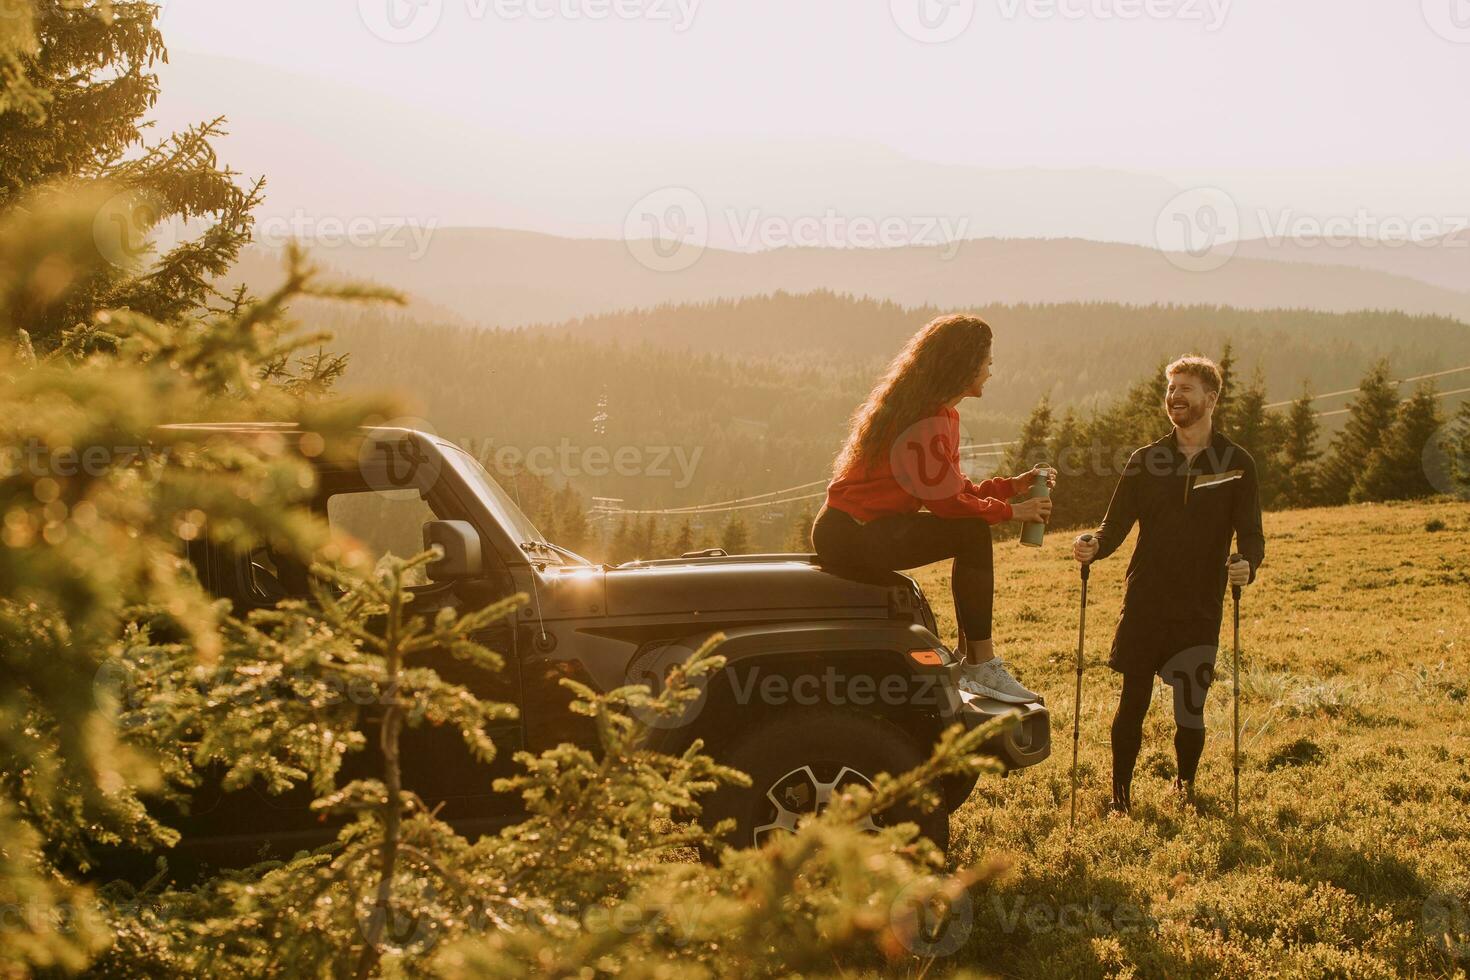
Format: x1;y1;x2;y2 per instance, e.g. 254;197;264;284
1092;428;1266;670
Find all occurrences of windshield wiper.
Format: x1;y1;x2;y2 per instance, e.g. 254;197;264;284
519;540;593;566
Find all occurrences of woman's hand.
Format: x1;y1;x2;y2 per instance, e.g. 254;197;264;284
1011;496;1053;524
1012;464;1057;494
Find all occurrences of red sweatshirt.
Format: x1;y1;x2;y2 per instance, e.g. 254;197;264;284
826;405;1016;524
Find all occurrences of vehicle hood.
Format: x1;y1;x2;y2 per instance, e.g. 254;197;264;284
604;559;907;618
536;557;917;620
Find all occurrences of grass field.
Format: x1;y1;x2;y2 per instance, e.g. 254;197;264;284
909;498;1470;978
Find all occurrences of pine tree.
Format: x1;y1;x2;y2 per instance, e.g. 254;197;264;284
609;517;636;564
2;0;263;349
1449;400;1470;499
1046;408;1089;529
1002;396;1053;477
0;3;46;121
1353;383;1444;502
721;515;751;554
1080;365;1168;525
555;484;590;552
786;506;816;552
1119;362;1171;447
537;503;561;544
0;203;395;969
636;514;660;557
1318;360;1399;505
671;518;695;556
1276;383;1322;509
1230;367;1282;508
1214;342;1237;432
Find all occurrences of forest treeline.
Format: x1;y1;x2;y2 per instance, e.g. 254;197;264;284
319;305;1470;560
523;350;1470;563
998;349;1470;533
533;289;1470;405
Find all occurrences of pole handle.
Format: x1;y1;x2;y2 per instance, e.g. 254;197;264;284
1229;552;1244;600
1079;533;1094;581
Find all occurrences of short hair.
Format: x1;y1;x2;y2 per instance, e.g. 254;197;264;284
1165;355;1223;394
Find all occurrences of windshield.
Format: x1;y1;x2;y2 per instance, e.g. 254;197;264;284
441;444;546;546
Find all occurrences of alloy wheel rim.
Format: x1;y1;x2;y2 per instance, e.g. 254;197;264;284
751;763;880;847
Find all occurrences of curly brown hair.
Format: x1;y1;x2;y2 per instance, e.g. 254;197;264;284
833;313;993;477
1165;354;1223;394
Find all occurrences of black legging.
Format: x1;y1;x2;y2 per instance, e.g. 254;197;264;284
1111;670;1209;810
811;504;994;641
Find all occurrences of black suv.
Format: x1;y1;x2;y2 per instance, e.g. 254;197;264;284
156;424;1049;862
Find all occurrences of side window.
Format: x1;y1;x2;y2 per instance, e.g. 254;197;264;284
327;491;439;581
231;491;444;605
247;542;310;600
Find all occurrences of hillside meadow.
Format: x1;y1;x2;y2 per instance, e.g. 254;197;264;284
907;498;1470;977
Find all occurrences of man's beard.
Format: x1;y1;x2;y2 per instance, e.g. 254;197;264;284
1167;401;1206;428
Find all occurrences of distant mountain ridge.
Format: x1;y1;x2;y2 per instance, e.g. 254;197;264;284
157;49;1470;319
239;228;1470;332
1229;228;1470;293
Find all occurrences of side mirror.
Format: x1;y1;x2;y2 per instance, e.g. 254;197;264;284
422;520;483;580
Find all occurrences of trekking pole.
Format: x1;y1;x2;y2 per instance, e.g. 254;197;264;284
1069;534;1094;833
1230;553;1243;819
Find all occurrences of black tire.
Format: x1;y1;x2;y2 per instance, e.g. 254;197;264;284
703;710;949;852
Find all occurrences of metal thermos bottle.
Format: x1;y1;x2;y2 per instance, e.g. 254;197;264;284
1018;465;1051;548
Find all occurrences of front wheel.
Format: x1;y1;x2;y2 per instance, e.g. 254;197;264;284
703;710;949;852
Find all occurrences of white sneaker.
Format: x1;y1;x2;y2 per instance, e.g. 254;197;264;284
959;659;1040;704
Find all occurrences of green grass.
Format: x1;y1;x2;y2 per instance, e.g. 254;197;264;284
910;498;1470;978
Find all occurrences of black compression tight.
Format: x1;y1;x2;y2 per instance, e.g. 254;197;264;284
811;505;994;641
1111;671;1208;810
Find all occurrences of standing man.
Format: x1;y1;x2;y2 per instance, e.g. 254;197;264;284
1072;355;1265;814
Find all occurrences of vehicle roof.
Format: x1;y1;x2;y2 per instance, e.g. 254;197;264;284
155;424;452;480
158;423;427;438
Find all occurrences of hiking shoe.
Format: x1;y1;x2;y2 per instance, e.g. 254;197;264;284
958;658;1040;703
1172;778;1199;811
1111;781;1132;816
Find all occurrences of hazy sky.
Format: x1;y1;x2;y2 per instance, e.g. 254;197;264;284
157;0;1468;173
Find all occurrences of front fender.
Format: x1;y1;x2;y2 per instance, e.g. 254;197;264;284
707;618;949;665
637;620;957;752
636;619;1051;777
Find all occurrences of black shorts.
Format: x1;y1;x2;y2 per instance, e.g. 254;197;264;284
1109;610;1220;679
1112;618;1219;730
